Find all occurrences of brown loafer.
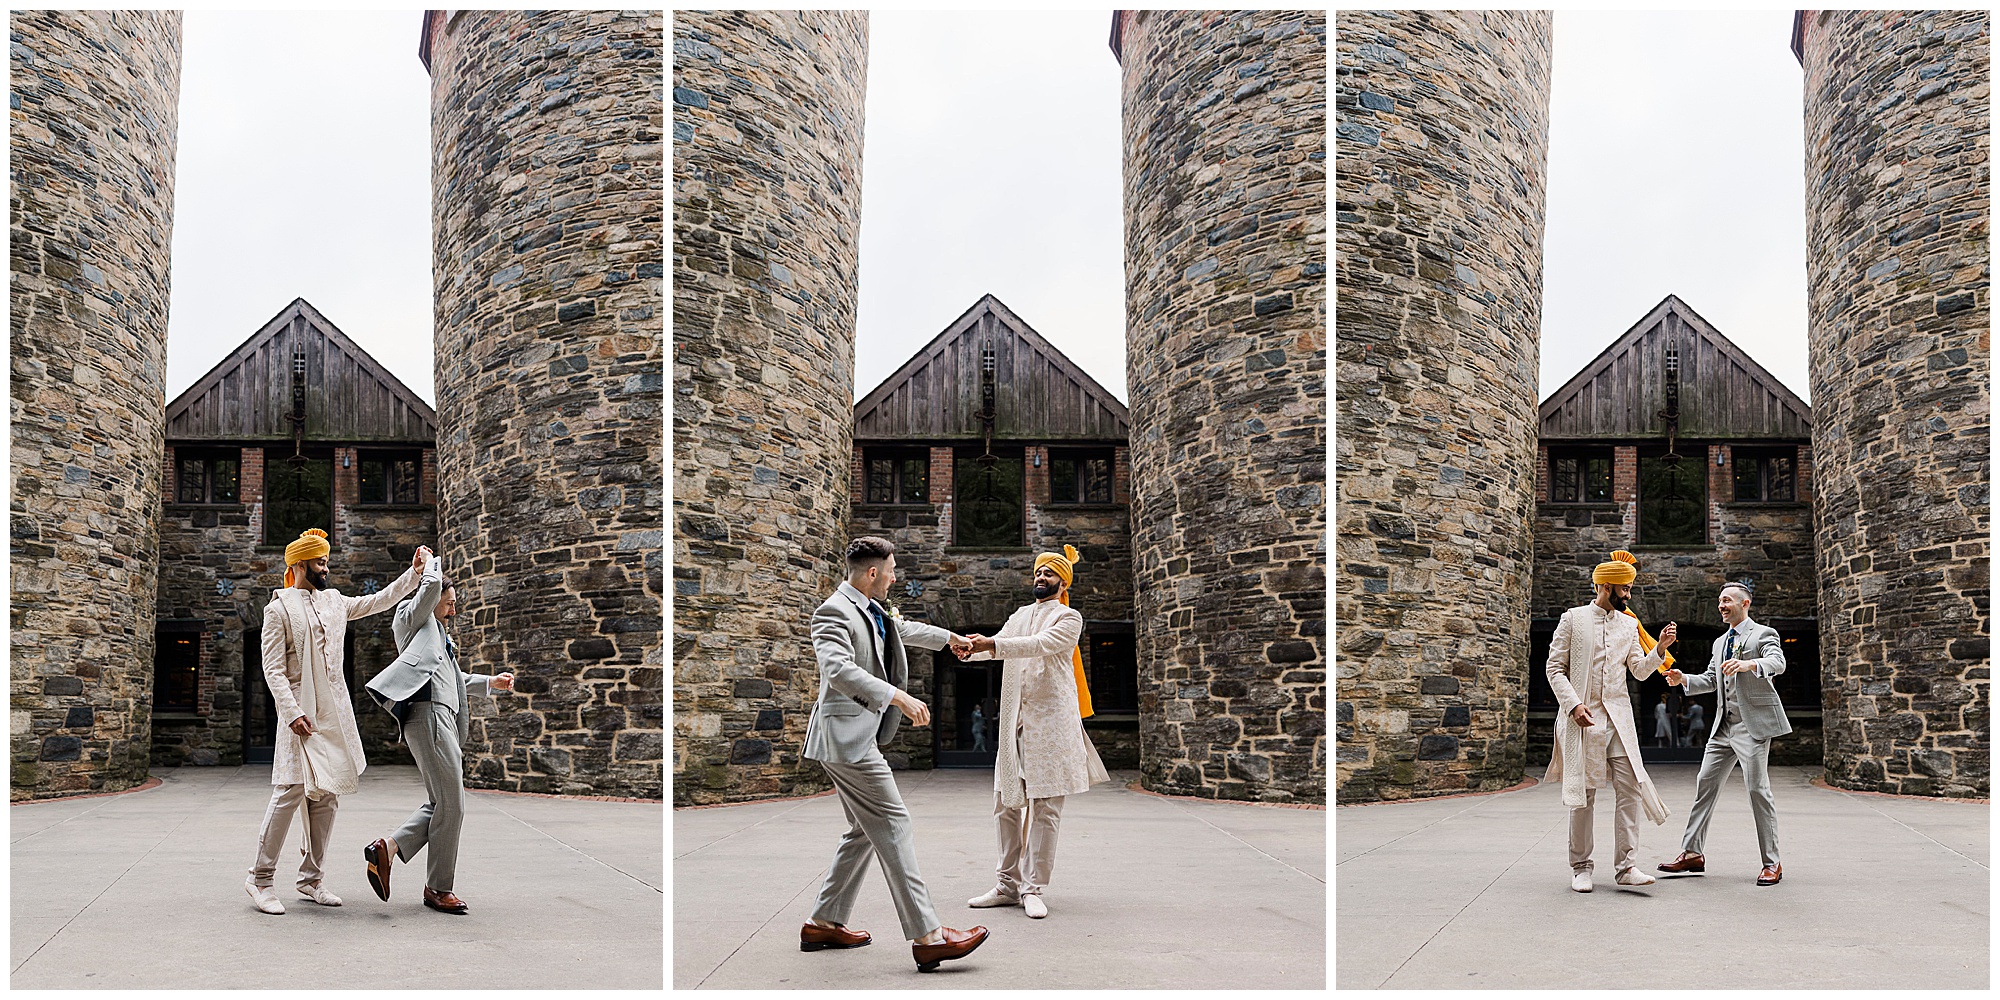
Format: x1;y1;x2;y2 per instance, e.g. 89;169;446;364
1657;851;1705;874
1757;863;1782;886
423;887;469;914
912;925;988;973
800;921;872;951
364;839;396;901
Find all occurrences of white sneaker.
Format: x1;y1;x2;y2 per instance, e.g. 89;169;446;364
1570;870;1592;893
968;888;1020;908
1615;867;1656;887
297;882;343;906
1023;894;1048;918
245;879;285;914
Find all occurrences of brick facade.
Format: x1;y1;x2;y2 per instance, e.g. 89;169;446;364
10;11;183;800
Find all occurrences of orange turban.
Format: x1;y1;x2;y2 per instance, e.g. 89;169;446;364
283;528;330;588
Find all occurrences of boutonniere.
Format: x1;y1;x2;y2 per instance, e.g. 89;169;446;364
887;604;902;619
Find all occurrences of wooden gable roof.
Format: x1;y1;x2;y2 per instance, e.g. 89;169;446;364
854;294;1129;442
1539;295;1810;441
165;298;437;444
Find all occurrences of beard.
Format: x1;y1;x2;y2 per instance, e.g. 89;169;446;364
305;567;330;591
1607;592;1628;612
1033;582;1058;600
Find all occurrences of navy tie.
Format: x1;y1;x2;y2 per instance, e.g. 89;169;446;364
1722;629;1738;718
869;603;888;650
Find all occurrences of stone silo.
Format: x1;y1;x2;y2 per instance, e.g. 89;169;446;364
9;11;182;800
671;12;869;804
1334;11;1553;801
424;10;664;799
1114;10;1328;803
1798;10;1989;798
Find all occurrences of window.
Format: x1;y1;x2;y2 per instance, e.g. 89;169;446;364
954;448;1023;548
176;449;240;504
265;452;333;546
1547;448;1612;504
1733;448;1796;502
1049;449;1113;504
1086;630;1138;715
154;630;200;713
1638;449;1708;546
864;448;929;505
359;450;421;505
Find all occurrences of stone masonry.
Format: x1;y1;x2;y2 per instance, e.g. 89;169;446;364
672;12;869;805
1335;11;1553;802
1800;10;1990;798
1116;10;1327;803
9;11;182;800
426;10;664;799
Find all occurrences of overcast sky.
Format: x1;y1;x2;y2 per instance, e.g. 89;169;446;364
854;10;1127;404
167;11;435;406
1543;10;1810;402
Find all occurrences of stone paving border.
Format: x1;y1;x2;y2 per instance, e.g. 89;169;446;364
1335;777;1539;807
1124;779;1328;810
1810;776;1988;804
8;777;162;805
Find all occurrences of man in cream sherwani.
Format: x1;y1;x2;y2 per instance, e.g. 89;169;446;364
1658;583;1790;886
245;528;425;914
958;544;1110;919
1545;550;1678;893
362;550;513;914
799;536;990;974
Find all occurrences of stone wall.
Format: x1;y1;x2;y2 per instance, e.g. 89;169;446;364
846;444;1137;772
9;11;182;800
1335;11;1551;803
1116;10;1327;804
428;10;663;799
1801;10;1990;798
672;11;869;805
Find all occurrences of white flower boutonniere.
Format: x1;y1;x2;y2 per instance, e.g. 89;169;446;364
887;604;902;619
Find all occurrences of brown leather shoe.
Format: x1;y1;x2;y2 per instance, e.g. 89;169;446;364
800;921;872;951
1757;863;1782;886
1656;851;1705;874
364;839;396;901
423;887;469;914
912;925;988;973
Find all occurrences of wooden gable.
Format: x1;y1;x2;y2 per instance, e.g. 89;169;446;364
1539;295;1810;441
854;294;1129;442
165;298;437;443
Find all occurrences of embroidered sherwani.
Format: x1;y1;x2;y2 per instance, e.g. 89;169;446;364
1543;602;1670;873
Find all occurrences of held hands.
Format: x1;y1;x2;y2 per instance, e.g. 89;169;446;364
412;545;433;572
951;634;995;658
890;689;931;728
491;672;514;692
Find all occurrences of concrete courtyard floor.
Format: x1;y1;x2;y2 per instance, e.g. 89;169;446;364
11;765;662;989
673;767;1326;989
1336;763;1988;989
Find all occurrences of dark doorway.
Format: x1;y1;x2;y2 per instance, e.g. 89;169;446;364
243;627;277;764
935;645;1002;768
265;450;333;546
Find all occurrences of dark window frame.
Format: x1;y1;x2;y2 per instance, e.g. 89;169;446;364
863;447;930;506
154;629;201;713
1637;447;1709;547
1547;446;1614;504
358;449;423;506
1731;447;1798;503
1085;627;1139;716
1048;447;1115;505
175;447;241;505
953;447;1026;549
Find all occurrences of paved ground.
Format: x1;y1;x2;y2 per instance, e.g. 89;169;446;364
11;766;662;989
673;768;1326;989
1336;764;1989;989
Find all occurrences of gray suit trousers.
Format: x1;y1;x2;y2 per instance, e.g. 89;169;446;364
810;749;940;941
391;702;467;892
1680;709;1780;867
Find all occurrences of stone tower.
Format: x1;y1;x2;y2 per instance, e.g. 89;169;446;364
671;12;869;805
1113;10;1328;803
1334;12;1554;802
9;11;182;801
1798;10;1989;798
424;11;664;799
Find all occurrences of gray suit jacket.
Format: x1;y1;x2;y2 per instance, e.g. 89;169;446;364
363;553;490;745
802;581;953;764
1682;616;1790;740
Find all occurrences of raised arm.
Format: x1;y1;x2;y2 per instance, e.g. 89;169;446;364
344;547;429;621
991;607;1083;662
812;604;899;711
894;616;956;651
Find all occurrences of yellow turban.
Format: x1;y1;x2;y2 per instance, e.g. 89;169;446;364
1033;545;1093;719
283;528;330;588
1591;550;1674;670
1592;549;1639;585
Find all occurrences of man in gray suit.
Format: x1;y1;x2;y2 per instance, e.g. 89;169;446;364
798;536;990;973
360;551;513;914
1659;583;1790;886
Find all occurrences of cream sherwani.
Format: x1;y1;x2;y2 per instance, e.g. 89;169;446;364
247;565;420;890
1544;602;1670;874
964;598;1109;897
